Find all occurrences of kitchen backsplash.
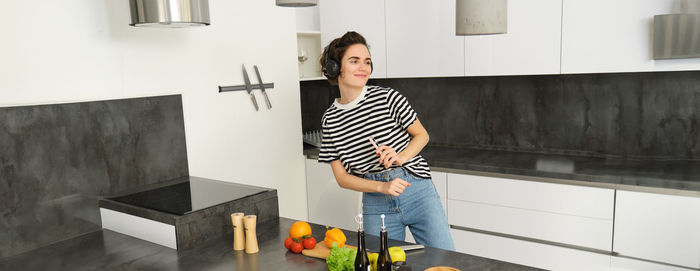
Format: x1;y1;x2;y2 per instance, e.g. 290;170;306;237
301;71;700;159
0;95;189;258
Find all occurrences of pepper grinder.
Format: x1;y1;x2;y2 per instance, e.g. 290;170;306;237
243;214;259;254
231;212;245;251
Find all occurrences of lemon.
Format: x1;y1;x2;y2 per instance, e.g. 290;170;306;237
388;246;406;262
368;252;378;271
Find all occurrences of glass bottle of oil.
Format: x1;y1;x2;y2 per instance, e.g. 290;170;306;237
354;214;370;271
377;214;392;271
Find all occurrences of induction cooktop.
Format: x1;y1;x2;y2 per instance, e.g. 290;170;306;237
107;176;270;216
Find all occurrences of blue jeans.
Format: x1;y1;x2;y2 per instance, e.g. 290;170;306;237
362;167;455;251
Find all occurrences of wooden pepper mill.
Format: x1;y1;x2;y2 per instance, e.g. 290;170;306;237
231;212;245;251
243;215;259;254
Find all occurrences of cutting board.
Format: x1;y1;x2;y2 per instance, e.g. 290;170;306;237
301;242;357;259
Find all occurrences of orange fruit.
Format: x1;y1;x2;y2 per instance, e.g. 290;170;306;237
289;221;312;239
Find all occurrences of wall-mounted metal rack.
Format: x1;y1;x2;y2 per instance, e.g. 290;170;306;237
218;83;274;93
218;65;273;110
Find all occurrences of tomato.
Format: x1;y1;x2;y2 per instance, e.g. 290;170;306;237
290;241;304;253
284;236;293;249
289;221;312;239
302;237;316;249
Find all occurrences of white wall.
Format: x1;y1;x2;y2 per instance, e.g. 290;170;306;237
0;0;308;220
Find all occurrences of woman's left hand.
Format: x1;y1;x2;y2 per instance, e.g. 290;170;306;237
376;145;406;169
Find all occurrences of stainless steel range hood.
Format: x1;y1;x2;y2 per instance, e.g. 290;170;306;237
653;0;700;59
276;0;317;7
129;0;210;28
456;0;507;35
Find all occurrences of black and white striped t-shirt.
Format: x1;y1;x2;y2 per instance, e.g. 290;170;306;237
318;85;431;179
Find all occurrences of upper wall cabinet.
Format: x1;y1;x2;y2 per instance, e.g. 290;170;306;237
561;0;700;74
385;0;464;78
465;0;562;76
319;0;387;78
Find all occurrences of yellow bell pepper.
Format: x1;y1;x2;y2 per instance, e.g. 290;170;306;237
323;227;347;248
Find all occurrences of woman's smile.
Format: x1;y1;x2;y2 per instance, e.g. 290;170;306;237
337;43;372;90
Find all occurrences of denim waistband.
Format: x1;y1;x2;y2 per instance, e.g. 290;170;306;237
362;167;407;182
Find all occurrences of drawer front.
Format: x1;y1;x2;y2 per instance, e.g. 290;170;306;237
614;190;700;269
610;256;698;271
451;228;611;271
448;199;613;251
447;173;614;219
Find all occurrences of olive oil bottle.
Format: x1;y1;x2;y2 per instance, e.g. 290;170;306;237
377;214;392;271
354;214;370;271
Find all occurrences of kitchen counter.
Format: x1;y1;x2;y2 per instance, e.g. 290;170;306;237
304;145;700;197
0;217;540;271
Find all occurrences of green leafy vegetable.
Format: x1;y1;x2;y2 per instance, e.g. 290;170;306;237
326;245;356;271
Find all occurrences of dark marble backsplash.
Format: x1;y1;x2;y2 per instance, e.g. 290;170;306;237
0;95;189;258
301;71;700;159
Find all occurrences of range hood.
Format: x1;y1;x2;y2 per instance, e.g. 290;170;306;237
129;0;210;28
276;0;317;7
456;0;507;35
653;0;700;59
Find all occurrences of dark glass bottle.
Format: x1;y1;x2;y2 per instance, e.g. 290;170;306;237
377;214;392;271
354;229;370;271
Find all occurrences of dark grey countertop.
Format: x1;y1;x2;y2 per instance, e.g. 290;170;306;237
0;217;540;271
304;145;700;197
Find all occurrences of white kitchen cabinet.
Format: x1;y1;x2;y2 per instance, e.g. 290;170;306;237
319;0;387;78
609;256;699;271
432;171;447;213
447;173;615;251
613;190;700;269
451;228;611;271
561;0;700;74
385;0;464;78
305;159;362;231
295;6;319;33
464;0;562;76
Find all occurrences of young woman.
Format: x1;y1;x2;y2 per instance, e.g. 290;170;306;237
317;31;454;250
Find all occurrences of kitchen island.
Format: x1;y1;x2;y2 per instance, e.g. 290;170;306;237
0;217;540;271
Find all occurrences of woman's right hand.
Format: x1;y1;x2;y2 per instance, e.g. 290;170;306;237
380;178;411;196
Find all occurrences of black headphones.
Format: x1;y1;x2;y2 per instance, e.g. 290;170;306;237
323;47;341;78
322;44;373;78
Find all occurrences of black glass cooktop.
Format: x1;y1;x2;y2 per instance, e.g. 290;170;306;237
108;176;270;216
